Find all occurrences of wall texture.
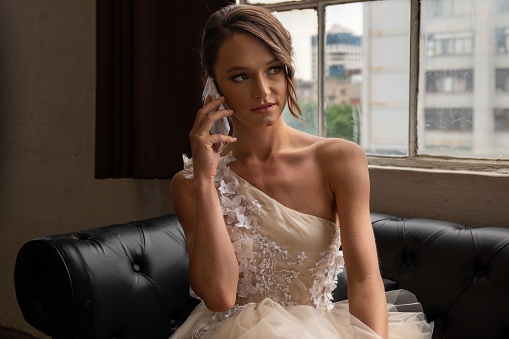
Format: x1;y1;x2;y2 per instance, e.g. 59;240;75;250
370;167;509;228
0;1;172;337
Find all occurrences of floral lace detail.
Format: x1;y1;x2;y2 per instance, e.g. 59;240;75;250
308;230;344;312
181;154;195;179
212;154;308;307
180;153;345;312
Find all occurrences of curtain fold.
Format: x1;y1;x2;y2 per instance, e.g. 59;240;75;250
96;0;232;179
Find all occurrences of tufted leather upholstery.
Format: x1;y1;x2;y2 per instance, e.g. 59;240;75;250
15;215;199;339
14;213;509;338
371;213;509;339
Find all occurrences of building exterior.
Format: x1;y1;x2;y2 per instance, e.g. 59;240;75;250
362;0;509;158
360;1;411;154
311;24;363;81
299;25;362;107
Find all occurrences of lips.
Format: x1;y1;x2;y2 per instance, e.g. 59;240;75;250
251;103;275;114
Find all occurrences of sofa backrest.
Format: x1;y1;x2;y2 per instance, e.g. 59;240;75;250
15;213;509;338
371;213;509;339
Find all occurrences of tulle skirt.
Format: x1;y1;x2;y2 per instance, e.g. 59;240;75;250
170;290;434;339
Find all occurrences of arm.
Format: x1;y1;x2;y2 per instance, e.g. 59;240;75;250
170;96;238;312
327;141;388;339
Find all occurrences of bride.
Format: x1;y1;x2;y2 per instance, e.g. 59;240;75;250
170;4;433;338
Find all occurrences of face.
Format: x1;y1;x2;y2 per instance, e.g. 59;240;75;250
213;33;288;129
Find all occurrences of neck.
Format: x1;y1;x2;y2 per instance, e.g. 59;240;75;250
225;119;293;161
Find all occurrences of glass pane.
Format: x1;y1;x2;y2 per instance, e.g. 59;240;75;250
326;1;410;155
323;3;363;145
274;10;319;135
419;0;509;159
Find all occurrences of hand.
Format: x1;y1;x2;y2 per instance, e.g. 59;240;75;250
189;95;236;181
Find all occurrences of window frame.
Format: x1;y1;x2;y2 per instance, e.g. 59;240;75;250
238;0;509;175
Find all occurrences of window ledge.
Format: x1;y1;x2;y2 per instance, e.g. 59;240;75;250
368;156;509;177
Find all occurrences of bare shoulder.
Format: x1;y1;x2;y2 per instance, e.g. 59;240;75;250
315;138;368;173
286;128;367;179
170;171;193;199
315;139;371;224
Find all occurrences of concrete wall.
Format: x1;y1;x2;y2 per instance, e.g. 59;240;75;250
370;167;509;229
0;1;507;338
0;1;172;337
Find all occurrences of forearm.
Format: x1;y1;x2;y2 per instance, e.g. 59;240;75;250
348;274;388;339
189;178;239;311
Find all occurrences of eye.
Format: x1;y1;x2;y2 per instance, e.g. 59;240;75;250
231;74;249;82
268;65;284;75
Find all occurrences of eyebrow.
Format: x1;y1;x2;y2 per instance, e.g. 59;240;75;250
225;58;281;73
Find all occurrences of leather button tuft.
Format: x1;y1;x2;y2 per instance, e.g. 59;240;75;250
133;264;140;272
435;318;444;326
477;267;485;276
405;256;413;265
170;319;177;327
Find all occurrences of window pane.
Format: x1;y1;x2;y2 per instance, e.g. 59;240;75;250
345;0;410;156
273;10;318;135
323;3;363;145
420;0;509;159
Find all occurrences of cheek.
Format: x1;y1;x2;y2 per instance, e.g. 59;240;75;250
222;87;246;110
276;75;288;91
278;79;288;100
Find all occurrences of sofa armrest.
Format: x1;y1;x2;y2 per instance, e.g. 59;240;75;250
14;214;199;339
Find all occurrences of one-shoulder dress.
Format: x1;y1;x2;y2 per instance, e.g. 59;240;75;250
171;153;434;339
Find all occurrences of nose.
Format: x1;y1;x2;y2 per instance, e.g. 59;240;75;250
252;75;270;99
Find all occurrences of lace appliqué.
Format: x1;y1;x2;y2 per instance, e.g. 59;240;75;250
181;154;195;179
211;154;312;307
180;153;345;313
308;230;344;312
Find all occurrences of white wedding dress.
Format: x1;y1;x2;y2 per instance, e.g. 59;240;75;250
171;153;434;339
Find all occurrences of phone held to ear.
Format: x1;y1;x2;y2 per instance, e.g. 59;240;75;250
201;77;231;152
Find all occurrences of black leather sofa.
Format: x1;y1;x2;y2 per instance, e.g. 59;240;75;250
14;213;509;339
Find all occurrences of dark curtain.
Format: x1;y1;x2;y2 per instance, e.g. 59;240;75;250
96;0;232;179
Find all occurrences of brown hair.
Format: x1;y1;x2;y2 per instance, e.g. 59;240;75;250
200;4;302;119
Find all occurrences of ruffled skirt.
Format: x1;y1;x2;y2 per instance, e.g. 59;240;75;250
170;290;434;339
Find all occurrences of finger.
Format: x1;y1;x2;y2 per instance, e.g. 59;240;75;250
191;134;237;153
207;107;233;123
199;96;226;116
208;134;237;147
198;109;233;137
192;97;232;139
193;96;225;129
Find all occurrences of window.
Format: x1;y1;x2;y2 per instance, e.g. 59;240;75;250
494;109;509;132
426;70;474;93
426;32;474;57
496;28;509;53
240;0;509;169
426;0;474;18
496;0;509;13
496;69;509;91
425;108;473;131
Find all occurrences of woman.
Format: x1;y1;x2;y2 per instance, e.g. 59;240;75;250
170;4;433;338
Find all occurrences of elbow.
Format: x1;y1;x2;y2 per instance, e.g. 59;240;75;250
189;265;238;312
202;289;237;312
190;278;237;312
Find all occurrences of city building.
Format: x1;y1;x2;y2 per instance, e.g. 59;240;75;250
362;0;509;158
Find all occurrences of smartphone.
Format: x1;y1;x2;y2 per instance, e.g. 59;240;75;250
201;77;231;151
